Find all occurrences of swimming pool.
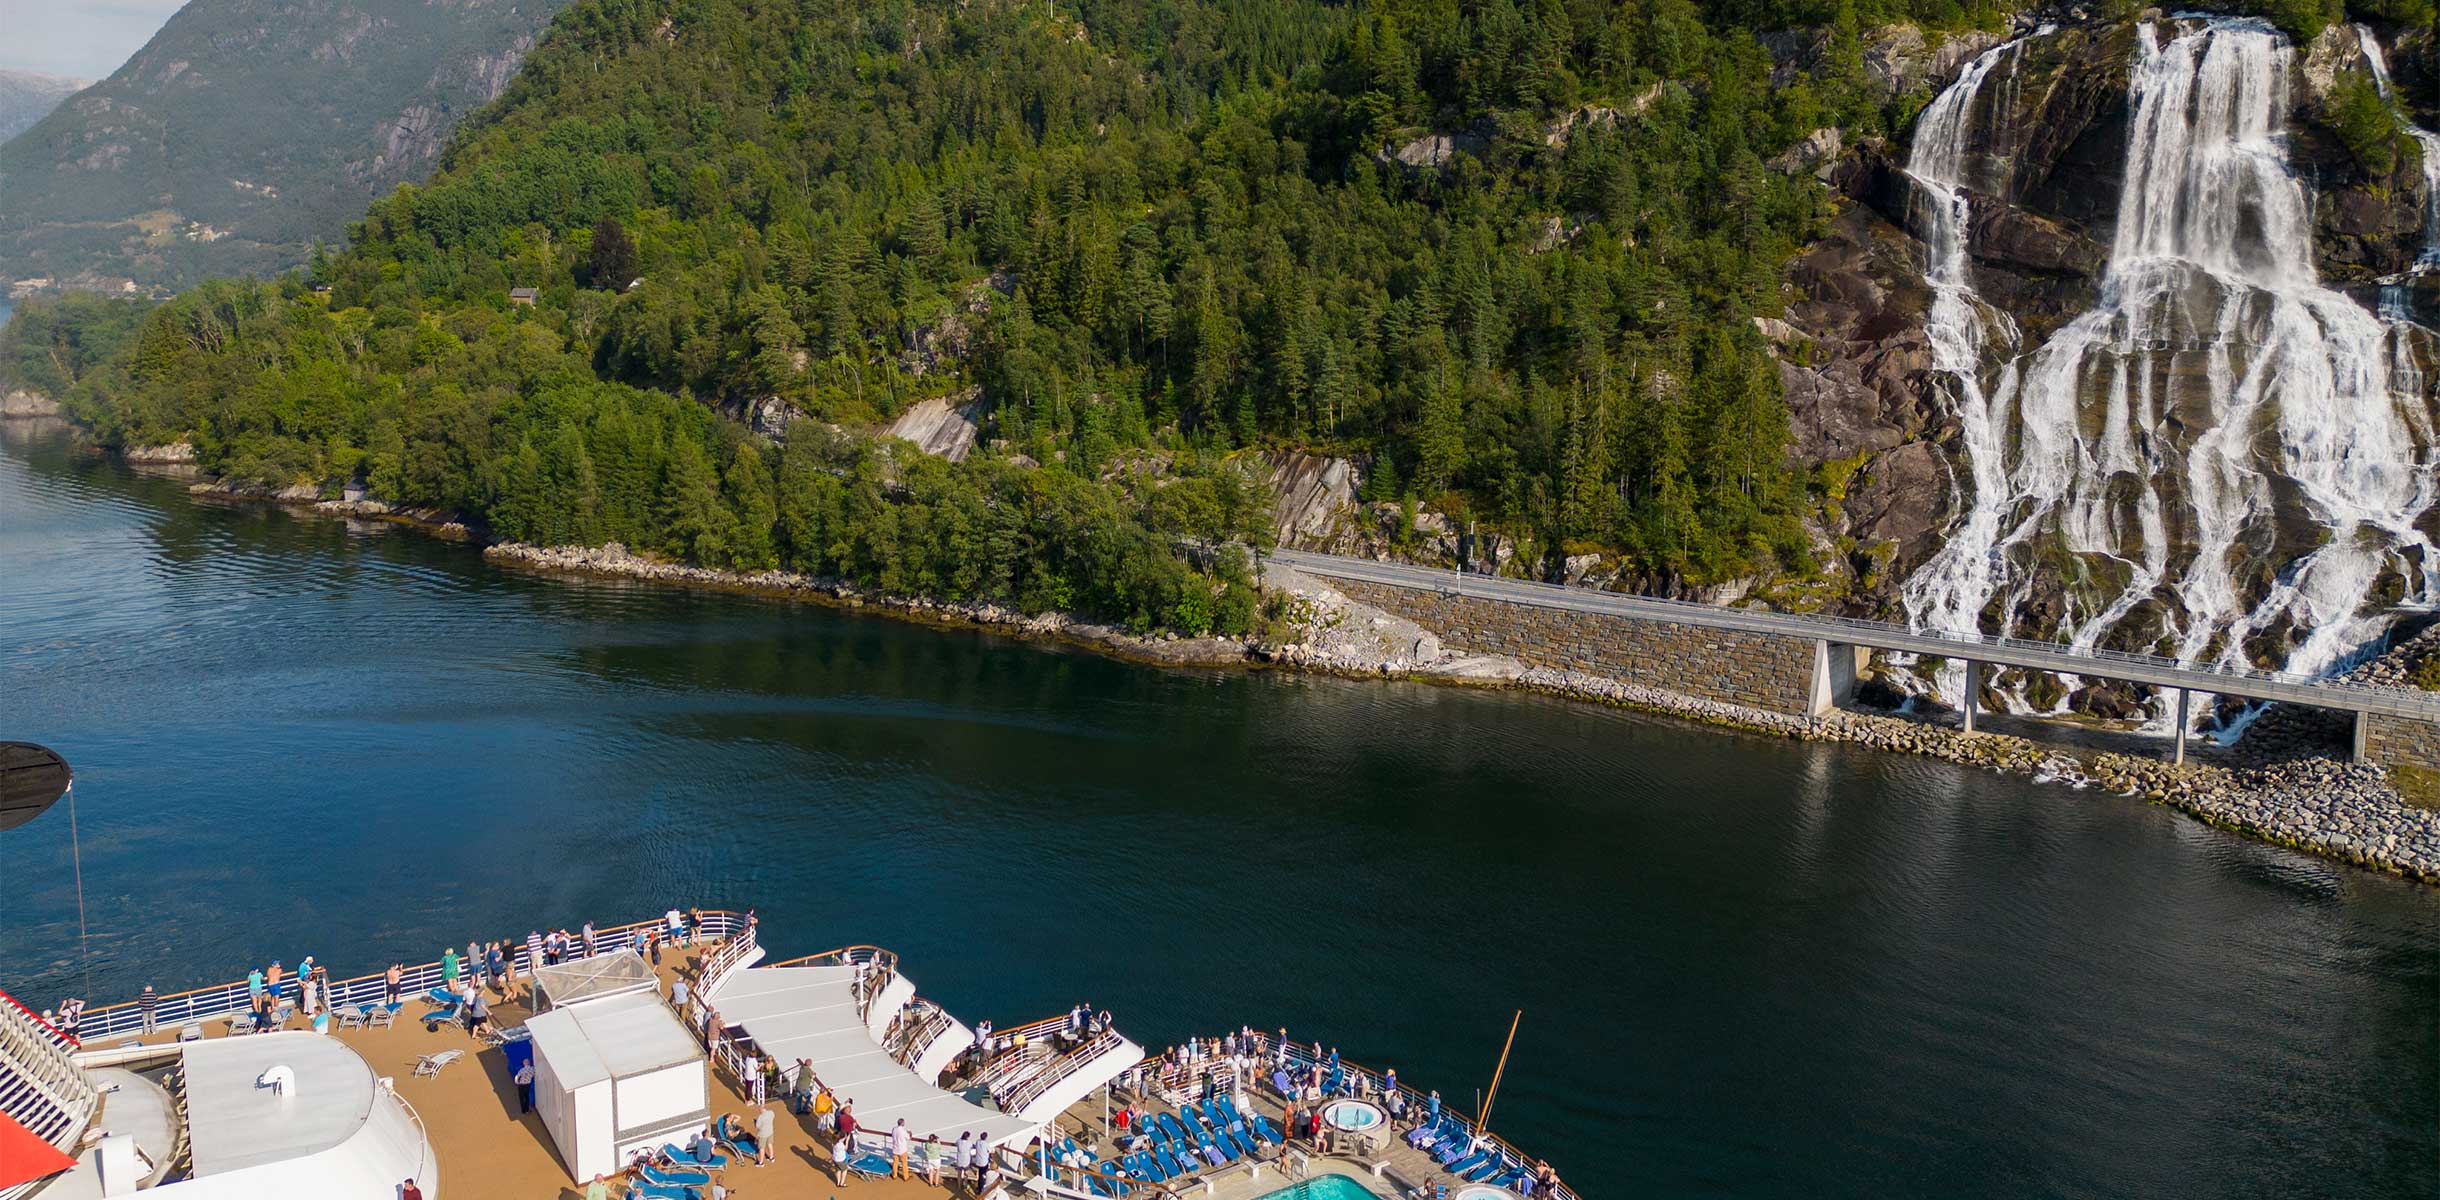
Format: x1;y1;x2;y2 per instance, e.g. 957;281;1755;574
1250;1174;1391;1200
1454;1186;1514;1200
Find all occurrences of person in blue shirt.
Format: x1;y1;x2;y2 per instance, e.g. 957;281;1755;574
1427;1090;1441;1124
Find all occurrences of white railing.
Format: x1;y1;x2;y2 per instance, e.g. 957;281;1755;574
67;909;748;1041
0;987;102;1198
1004;1030;1124;1115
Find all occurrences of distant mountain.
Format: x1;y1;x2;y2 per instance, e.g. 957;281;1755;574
0;0;569;293
0;70;90;145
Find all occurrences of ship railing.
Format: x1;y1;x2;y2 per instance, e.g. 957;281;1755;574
686;940;889;1090
758;945;900;1021
971;1013;1078;1091
1002;1029;1124;1115
68;909;751;1041
0;987;102;1195
691;920;763;1001
0;988;77;1052
887;1002;953;1067
389;1084;435;1195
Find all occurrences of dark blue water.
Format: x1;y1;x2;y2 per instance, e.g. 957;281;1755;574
2;423;2435;1197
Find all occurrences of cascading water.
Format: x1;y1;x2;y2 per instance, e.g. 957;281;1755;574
1900;38;2030;706
1898;18;2440;732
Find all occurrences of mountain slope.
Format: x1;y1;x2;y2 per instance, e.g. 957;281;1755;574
0;0;570;291
0;70;89;145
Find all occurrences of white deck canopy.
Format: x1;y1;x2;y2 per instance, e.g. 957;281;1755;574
710;966;1036;1146
531;950;658;1012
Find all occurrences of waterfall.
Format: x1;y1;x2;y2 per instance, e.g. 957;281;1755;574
2356;25;2440;269
1899;39;2027;704
1898;19;2440;730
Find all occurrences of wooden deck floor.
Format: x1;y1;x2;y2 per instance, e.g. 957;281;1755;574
107;945;966;1200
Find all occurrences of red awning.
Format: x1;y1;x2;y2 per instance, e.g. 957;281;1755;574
0;1109;77;1189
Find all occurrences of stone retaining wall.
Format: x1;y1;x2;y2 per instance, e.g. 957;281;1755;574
2362;714;2440;775
1328;577;1819;715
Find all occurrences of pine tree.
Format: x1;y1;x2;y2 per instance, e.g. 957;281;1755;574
661;435;738;565
724;442;779;570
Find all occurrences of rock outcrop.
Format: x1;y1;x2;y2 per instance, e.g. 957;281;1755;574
0;389;61;418
883;392;984;461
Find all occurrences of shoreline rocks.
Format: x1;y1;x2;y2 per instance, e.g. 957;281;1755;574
123;440;197;464
0;389;62;418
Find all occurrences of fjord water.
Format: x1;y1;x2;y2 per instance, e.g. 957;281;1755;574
2;424;2436;1197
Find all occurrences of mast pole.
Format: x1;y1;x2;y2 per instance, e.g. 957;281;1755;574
1477;1010;1522;1137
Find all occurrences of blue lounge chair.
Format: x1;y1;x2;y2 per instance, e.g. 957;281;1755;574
716;1113;760;1159
1250;1114;1284;1145
1124;1151;1160;1182
1152;1144;1185;1178
1462;1156;1505;1182
1198;1138;1225;1168
641;1161;711;1187
1447;1148;1493;1176
665;1143;728;1170
1156;1112;1191;1143
629;1182;694;1200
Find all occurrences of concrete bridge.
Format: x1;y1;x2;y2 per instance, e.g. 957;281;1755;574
1266;548;2440;770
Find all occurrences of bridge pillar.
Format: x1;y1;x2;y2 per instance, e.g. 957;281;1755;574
2352;710;2370;764
1808;640;1862;717
2173;688;2190;766
1961;660;1983;734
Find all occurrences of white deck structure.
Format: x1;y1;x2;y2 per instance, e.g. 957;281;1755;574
708;966;1040;1146
526;989;707;1181
152;1032;429;1197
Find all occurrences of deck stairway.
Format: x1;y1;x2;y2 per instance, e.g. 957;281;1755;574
0;991;98;1199
1004;1029;1143;1123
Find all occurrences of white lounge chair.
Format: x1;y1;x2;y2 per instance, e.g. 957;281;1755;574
368;1006;397;1030
337;1005;366;1030
412;1049;463;1078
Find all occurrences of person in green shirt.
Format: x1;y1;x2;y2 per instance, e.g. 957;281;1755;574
441;947;460;987
583;1173;610;1200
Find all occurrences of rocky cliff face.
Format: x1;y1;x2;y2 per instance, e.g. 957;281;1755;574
0;0;569;291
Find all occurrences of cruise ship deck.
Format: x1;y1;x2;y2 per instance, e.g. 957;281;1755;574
5;913;1570;1200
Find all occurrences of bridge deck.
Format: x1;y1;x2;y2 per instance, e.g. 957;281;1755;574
1268;548;2440;723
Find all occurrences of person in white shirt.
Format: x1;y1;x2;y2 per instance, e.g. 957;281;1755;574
889;1119;914;1180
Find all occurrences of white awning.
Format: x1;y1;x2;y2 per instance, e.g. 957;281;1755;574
711;966;1035;1146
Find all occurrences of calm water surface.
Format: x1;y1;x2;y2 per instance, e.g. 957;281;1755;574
1;424;2435;1197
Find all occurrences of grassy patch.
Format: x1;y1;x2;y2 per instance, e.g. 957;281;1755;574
2388;764;2440;810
